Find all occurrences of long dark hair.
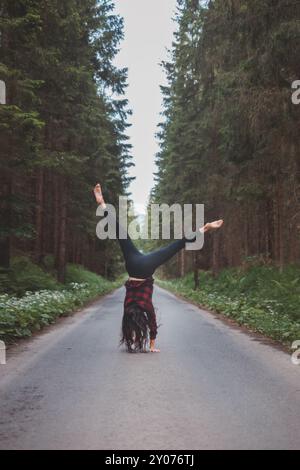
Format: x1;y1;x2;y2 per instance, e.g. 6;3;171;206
120;305;151;353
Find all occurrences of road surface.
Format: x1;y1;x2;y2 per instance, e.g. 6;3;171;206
0;286;299;450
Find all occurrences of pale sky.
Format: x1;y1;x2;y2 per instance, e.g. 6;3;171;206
113;0;178;214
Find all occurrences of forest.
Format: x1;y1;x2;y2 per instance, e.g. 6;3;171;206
152;0;300;280
0;0;300;344
0;0;132;285
0;1;299;452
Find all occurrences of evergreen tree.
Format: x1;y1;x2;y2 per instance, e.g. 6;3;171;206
153;0;300;278
0;0;44;269
0;0;133;280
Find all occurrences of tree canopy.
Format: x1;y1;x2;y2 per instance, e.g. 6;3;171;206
0;0;133;280
152;0;300;277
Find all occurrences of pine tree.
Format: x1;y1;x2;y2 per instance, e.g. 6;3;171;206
0;0;44;269
0;0;133;280
153;0;300;278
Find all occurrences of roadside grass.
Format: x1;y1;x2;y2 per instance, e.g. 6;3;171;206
0;258;122;342
157;265;300;348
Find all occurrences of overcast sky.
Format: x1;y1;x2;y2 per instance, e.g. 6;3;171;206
113;0;177;214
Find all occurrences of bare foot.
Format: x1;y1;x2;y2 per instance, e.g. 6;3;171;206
150;348;161;353
93;184;105;206
200;219;224;234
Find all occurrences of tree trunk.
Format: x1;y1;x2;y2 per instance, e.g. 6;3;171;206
180;249;185;277
34;169;44;264
277;177;284;273
57;176;68;283
212;234;220;277
193;251;199;290
0;174;12;269
53;175;60;268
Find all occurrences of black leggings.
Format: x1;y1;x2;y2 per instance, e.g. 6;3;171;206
106;211;196;278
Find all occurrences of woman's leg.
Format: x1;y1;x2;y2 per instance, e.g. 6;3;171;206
94;184;142;273
95;184;224;277
139;219;224;276
106;210;140;259
141;238;189;275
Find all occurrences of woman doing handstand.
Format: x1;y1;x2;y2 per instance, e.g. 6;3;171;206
94;183;223;353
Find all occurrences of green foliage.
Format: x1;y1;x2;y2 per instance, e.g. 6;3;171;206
0;0;133;276
0;256;60;296
65;263;116;291
152;0;300;273
0;259;121;342
0;256;122;296
158;264;300;347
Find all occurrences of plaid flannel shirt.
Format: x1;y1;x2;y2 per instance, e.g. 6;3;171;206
124;277;158;340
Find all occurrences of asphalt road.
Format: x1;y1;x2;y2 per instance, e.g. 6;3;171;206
0;286;299;450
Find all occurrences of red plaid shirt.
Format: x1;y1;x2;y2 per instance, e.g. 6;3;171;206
124;277;158;340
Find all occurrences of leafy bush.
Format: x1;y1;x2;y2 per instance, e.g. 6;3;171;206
0;257;60;296
0;276;120;342
65;264;106;289
158;265;300;347
0;258;122;342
